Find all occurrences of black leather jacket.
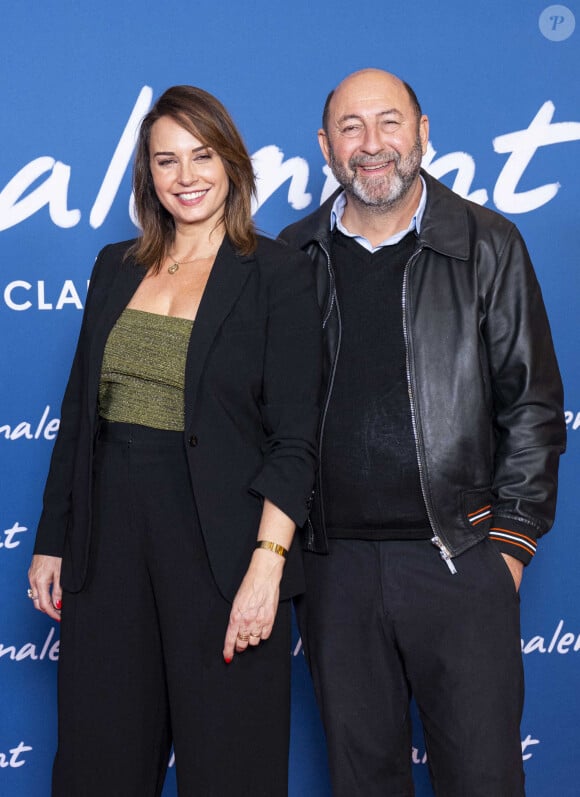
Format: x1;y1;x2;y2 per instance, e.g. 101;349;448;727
280;170;566;567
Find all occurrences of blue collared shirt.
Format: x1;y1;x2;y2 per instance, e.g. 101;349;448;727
330;176;427;252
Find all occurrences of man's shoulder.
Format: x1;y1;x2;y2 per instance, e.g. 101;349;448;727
252;233;316;276
278;190;339;248
254;232;303;261
424;172;515;236
421;171;521;262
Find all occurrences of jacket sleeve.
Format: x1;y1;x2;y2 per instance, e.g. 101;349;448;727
484;226;566;564
248;248;322;527
33;246;112;557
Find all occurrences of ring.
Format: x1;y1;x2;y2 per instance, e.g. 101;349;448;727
27;588;38;600
237;632;250;641
250;632;261;638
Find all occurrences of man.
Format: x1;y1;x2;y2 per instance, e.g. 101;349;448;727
280;69;565;797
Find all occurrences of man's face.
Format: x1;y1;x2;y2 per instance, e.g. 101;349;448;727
319;71;429;211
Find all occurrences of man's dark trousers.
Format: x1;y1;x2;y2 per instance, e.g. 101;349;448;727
296;537;525;797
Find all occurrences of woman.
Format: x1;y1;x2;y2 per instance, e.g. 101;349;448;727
27;85;321;797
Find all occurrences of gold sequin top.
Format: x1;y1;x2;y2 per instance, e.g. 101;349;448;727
98;308;193;431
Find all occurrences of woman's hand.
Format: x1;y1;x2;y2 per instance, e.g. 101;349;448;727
222;548;285;662
28;555;63;621
223;498;295;662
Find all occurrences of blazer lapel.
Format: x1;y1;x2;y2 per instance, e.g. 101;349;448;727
184;237;254;428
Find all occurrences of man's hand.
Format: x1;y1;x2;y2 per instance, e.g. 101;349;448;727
501;553;524;592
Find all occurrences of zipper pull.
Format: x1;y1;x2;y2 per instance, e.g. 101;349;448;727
431;536;457;574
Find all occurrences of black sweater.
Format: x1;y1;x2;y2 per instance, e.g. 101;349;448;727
322;230;431;540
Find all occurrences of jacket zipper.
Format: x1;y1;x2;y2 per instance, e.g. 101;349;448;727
430;535;457;574
402;246;457;575
310;237;342;550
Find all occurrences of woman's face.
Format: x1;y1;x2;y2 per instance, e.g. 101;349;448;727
148;115;229;235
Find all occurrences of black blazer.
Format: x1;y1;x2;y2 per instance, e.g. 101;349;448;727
34;235;322;601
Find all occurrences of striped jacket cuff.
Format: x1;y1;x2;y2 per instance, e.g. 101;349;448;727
488;520;538;565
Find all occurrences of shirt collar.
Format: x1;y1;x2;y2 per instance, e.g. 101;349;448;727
330;175;427;252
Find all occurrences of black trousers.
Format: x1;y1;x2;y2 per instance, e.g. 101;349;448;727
53;421;291;797
296;538;525;797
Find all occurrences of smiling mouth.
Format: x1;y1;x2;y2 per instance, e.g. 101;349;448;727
177;189;208;200
358;161;392;172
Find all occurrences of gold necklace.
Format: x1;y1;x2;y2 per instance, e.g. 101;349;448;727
166;251;214;275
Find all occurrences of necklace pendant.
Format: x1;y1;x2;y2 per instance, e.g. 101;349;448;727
167;262;179;275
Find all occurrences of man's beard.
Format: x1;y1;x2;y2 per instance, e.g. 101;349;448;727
329;135;423;211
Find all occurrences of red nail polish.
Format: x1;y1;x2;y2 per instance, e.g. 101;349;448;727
224;657;232;664
55;600;62;610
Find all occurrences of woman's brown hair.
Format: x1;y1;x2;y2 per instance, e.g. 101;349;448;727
128;85;257;270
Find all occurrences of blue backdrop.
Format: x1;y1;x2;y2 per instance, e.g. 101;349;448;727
1;2;579;795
